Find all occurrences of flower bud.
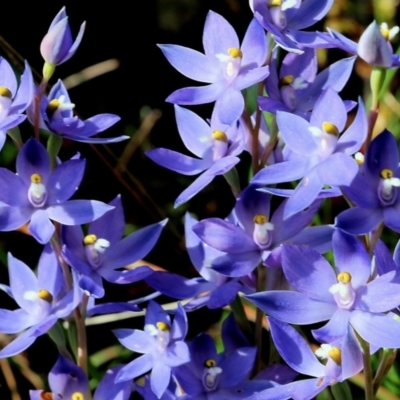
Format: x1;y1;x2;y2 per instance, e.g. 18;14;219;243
358;21;393;67
40;7;86;71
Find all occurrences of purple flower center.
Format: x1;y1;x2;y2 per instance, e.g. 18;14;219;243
46;95;75;120
216;48;242;83
212;130;229;161
378;168;400;205
28;173;47;207
253;214;274;249
83;234;110;269
329;271;356;310
202;359;222;391
0;86;12;121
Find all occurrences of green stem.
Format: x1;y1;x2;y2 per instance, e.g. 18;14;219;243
230;295;252;339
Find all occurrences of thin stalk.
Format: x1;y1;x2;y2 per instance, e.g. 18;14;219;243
359;335;375;400
368;222;384;258
50;232;89;375
373;349;397;395
33;81;47;141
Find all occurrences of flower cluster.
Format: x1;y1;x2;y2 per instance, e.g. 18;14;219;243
2;2;400;400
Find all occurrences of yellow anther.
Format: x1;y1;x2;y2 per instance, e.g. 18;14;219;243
0;86;12;99
38;289;53;303
381;168;393;179
46;99;60;116
212;130;228;142
228;47;243;58
322;122;339;136
204;359;217;368
328;347;342;365
354;152;364;165
279;75;294;86
31;173;42;183
381;27;390;40
71;393;85;400
40;392;54;400
83;234;97;245
337;271;352;283
268;0;282;6
156;321;170;331
253;214;268;224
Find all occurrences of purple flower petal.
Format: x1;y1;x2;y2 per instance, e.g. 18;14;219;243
29;209;55;244
151;362;171;398
317;153;358;187
335;207;383;235
0;308;34;334
166;81;227;105
333;230;371;289
357;270;400;312
0;169;29;206
268;318;325;378
114;329;155;353
16;138;51;184
0;318;56;358
0;204;31;231
193;218;258;254
37;243;63;299
100;265;154;284
101;219;167;271
384;204;400;233
281;245;336;302
246;291;336;324
336;98;367;155
277;112;318;155
89;195;125;246
47;159;85;204
241;18;268;67
216;87;245;125
202;10;239;58
115;353;154;383
212;251;262;277
174;156;240;207
146;148;211;175
251;159;309;185
158;44;220;83
174;105;213;159
47;200;113;225
283;169;322;219
94;365;134;400
207;280;242;308
350;310;400;348
163;341;190;367
219;347;256;387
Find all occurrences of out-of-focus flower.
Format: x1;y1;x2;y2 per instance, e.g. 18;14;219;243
29;354;134;400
